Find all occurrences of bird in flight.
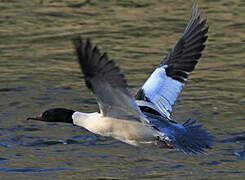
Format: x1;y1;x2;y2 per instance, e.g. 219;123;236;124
27;4;213;155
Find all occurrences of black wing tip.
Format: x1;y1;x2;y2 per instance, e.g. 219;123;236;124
72;36;82;48
73;37;89;69
72;36;92;50
185;4;208;44
73;36;129;91
162;4;209;84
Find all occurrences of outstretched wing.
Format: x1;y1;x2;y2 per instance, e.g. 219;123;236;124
136;5;208;117
73;37;146;122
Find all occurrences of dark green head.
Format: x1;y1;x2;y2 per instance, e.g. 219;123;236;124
27;108;75;124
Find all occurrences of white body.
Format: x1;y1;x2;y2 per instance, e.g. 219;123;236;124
72;112;157;146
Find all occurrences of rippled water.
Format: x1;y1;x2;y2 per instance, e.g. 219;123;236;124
0;0;245;179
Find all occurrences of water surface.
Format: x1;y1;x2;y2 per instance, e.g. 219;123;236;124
0;0;245;179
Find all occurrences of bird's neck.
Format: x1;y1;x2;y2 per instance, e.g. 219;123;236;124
72;111;100;127
72;112;114;136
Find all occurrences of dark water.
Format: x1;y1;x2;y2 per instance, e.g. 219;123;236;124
1;0;245;179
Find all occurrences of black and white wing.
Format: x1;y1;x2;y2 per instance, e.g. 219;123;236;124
73;37;147;123
136;5;208;118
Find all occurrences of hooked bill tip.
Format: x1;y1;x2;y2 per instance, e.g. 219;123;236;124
26;116;44;121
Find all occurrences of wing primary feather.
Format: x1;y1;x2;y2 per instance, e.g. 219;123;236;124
73;37;147;122
136;4;208;116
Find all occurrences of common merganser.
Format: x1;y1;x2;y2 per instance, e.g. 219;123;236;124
27;5;213;154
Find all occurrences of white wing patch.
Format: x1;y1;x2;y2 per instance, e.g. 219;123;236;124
142;66;183;117
136;4;208;120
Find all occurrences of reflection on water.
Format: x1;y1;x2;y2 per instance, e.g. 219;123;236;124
0;0;244;179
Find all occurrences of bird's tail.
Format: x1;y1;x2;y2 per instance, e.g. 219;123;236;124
159;118;213;155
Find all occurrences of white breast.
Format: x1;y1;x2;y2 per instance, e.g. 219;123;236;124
72;111;157;145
